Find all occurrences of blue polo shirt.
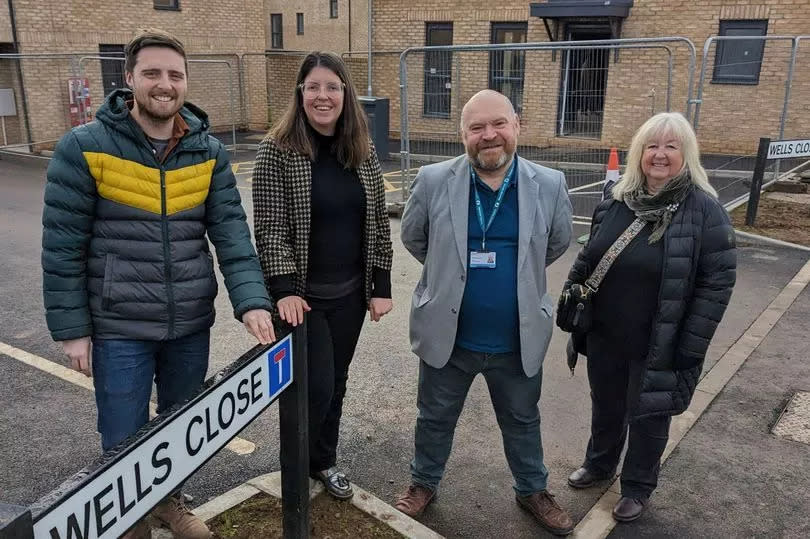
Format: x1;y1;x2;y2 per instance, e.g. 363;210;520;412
455;161;520;354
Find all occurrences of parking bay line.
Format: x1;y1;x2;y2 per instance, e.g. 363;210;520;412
0;341;257;456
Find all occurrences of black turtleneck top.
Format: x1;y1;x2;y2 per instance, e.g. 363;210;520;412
267;129;392;301
305;129;366;298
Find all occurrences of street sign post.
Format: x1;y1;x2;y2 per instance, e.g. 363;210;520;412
745;137;810;226
1;324;309;539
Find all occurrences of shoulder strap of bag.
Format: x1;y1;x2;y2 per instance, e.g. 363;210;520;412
584;217;647;292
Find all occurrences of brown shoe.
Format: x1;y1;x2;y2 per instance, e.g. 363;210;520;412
394;484;436;518
121;519;151;539
151;493;212;539
516;490;574;536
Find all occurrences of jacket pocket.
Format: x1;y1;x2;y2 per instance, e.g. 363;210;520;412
101;254;117;311
414;284;432;308
200;251;218;298
540;293;554;318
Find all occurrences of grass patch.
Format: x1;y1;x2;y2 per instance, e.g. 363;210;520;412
209;492;406;538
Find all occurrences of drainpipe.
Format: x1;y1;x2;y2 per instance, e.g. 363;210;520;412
348;0;352;52
6;0;33;149
367;0;372;96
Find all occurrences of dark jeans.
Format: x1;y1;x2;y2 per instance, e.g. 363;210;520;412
584;338;671;499
306;290;366;473
411;346;548;497
92;329;210;452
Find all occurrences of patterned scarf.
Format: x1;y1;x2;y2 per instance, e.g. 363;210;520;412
624;171;693;243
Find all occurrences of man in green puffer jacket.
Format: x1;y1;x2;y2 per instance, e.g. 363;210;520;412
41;29;274;539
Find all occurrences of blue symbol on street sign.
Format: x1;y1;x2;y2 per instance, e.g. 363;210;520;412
268;337;293;399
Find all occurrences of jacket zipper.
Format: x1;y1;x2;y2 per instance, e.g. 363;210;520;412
160;166;175;339
137;124;204;340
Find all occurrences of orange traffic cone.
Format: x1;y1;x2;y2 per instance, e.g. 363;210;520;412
602;147;620;200
578;147;621;244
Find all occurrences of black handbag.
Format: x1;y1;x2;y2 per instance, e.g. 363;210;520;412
556;217;647;333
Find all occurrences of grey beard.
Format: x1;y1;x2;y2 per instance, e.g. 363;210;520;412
473;151;512;171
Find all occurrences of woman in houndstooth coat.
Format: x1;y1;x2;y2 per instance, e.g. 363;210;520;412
252;51;393;500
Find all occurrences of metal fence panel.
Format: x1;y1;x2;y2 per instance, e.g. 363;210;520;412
0;53;242;151
398;38;696;219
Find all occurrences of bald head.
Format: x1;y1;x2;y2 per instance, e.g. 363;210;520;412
460;90;520;173
461;90;516;131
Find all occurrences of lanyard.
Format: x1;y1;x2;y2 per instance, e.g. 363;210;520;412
471;158;516;251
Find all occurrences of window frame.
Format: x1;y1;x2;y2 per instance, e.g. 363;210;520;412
423;22;453;119
489;21;528;115
270;14;283;49
329;0;338;19
153;0;180;11
712;19;769;85
296;13;304;35
98;44;126;96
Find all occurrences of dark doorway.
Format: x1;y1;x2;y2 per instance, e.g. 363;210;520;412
557;26;611;138
99;44;126;96
423;22;453;118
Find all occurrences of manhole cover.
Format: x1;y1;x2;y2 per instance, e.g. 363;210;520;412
772;391;810;445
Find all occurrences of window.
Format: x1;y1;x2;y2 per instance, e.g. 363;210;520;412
99;44;126;96
713;20;768;84
153;0;180;10
297;13;304;35
489;22;527;114
329;0;338;19
423;22;453;118
271;14;283;49
557;26;611;138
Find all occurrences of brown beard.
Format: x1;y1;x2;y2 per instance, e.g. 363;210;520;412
135;93;181;122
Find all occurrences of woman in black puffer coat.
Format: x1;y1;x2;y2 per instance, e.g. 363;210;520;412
562;112;736;522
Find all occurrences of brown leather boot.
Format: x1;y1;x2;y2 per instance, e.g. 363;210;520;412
394;484;436;518
516;490;574;536
151;493;212;539
120;519;151;539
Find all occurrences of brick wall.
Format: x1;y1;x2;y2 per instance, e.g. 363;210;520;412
0;59;25;145
266;0;369;53
9;0;266;146
0;4;12;43
372;0;810;156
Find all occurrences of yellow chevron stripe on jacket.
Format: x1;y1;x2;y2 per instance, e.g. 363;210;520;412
84;152;215;215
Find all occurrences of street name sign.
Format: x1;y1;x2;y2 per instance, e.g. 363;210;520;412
767;139;810;160
32;334;293;539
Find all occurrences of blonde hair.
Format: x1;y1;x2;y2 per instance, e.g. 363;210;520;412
612;112;717;201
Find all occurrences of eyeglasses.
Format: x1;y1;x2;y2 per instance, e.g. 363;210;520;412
298;82;345;97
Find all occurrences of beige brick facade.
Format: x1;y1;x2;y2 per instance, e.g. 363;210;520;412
1;0;265;147
265;0;369;53
2;1;808;155
371;0;810;155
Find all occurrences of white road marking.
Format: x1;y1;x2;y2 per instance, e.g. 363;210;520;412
569;179;607;193
0;341;256;456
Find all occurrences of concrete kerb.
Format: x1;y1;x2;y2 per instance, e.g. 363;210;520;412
571;255;810;539
734;230;810;253
185;472;444;539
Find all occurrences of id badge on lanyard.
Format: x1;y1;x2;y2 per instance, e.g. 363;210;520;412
469;159;516;269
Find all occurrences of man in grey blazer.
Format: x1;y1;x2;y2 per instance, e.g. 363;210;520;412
396;90;574;535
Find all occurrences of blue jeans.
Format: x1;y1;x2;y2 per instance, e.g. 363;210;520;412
92;330;210;452
411;346;548;497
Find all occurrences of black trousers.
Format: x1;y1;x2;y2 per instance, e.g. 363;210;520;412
306;290;366;473
584;333;671;499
